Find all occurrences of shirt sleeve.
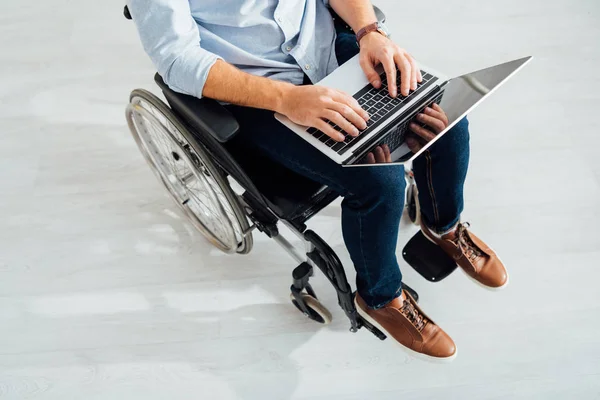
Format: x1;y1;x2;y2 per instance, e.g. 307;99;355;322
127;0;221;99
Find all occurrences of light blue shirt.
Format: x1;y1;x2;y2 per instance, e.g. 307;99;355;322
128;0;339;99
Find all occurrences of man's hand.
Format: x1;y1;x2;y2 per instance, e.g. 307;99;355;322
359;32;422;97
365;144;392;164
406;103;449;152
278;85;370;142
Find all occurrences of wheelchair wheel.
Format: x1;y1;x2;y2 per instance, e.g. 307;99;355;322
126;89;253;254
405;171;421;226
290;293;332;325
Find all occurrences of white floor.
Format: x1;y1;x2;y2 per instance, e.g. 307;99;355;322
1;0;599;399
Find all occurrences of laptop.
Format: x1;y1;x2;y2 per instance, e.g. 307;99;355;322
275;56;532;166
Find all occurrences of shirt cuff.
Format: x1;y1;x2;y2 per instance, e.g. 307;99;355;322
164;49;222;99
195;53;222;99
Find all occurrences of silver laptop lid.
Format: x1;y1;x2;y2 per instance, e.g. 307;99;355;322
347;56;532;166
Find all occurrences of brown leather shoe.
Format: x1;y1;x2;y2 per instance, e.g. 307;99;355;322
355;291;457;362
421;222;509;289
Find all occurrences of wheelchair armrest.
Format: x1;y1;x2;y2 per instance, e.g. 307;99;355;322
154;74;240;143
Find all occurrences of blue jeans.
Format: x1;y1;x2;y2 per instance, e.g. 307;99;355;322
227;32;470;309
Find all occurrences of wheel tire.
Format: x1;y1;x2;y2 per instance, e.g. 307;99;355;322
290;293;332;325
126;89;253;254
412;185;421;226
407;184;417;223
407;184;421;226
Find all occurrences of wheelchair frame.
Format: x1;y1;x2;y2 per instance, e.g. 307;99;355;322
123;5;420;340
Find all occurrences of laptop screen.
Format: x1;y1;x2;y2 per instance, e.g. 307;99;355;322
348;56;532;166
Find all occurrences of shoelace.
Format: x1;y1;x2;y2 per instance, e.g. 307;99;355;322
454;222;483;263
400;299;427;332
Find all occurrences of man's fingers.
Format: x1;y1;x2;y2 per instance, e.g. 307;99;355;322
324;110;359;137
329;93;369;128
315;119;344;142
366;153;376;164
431;103;448;124
416;112;446;133
360;56;381;89
394;52;411;96
414;58;423;83
408;55;419;90
381;53;397;97
370;145;392;163
382;144;392;162
374;146;386;163
422;106;444;121
422;106;448;130
328;103;367;131
409;122;436;142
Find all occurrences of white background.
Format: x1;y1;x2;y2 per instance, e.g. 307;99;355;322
1;0;599;399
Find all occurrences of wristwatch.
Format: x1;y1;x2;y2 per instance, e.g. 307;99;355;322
356;21;389;46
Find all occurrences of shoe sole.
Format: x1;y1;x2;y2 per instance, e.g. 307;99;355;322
421;228;510;291
354;298;457;364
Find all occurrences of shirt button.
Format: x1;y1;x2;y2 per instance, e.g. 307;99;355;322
304;64;311;70
286;46;292;51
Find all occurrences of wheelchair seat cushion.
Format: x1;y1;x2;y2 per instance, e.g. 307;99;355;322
228;142;339;222
154;74;240;143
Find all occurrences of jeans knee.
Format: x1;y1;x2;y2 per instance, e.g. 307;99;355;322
344;167;406;210
449;117;470;148
427;117;470;163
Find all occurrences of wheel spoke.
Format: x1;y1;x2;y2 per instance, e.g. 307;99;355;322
183;175;232;242
147;121;180;172
186;182;229;227
145;118;193;192
128;93;249;253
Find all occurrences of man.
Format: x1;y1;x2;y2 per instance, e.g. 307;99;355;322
128;0;508;361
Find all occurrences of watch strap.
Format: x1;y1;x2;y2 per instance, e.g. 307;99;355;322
356;22;386;45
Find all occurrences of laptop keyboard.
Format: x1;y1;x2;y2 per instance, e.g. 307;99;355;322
375;90;446;156
306;70;436;156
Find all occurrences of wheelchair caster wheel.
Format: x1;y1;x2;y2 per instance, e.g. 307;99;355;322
290;293;332;324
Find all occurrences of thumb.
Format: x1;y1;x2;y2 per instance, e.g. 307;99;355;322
360;56;381;88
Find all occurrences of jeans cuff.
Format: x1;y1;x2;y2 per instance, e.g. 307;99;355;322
370;285;404;310
425;215;461;235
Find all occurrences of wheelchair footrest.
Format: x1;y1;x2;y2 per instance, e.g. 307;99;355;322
402;231;457;282
358;316;387;341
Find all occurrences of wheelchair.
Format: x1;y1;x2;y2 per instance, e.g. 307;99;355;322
123;5;423;340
